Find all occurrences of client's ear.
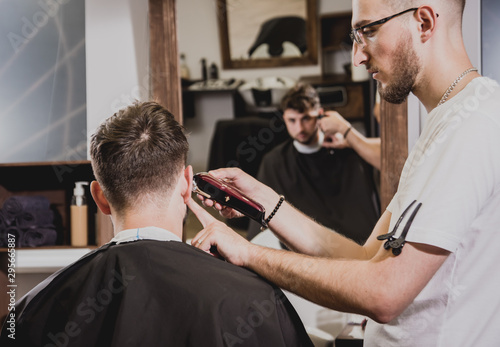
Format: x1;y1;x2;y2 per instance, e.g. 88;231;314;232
90;181;111;215
181;165;194;203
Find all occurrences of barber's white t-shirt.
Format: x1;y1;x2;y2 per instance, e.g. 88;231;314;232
365;77;500;346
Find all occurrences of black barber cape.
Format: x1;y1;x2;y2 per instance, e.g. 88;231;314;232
248;140;380;244
0;240;313;347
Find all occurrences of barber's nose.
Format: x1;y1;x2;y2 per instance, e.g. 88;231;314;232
352;43;368;67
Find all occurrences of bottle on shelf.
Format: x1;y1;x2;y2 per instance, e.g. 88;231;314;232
209;62;219;80
70;181;88;247
180;53;190;80
201;58;208;82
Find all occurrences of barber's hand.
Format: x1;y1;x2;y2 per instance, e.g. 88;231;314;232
188;197;254;266
322;132;349;149
195;167;278;219
319;110;351;137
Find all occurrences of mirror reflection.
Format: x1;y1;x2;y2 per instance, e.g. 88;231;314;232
179;0;380;243
227;0;307;60
217;0;318;69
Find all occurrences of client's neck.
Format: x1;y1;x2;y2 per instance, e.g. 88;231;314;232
111;200;185;240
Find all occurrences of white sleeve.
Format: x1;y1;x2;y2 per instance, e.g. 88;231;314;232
387;109;500;252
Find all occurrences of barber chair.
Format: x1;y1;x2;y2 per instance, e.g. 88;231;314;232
207;116;289;229
207;116;289;177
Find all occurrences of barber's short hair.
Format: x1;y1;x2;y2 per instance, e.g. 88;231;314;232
280;83;320;114
90;101;189;212
388;0;465;17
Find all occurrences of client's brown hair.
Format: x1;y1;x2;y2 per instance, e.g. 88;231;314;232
90;101;189;212
280;83;320;114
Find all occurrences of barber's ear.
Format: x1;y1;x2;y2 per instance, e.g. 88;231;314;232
182;165;194;203
90;181;112;215
415;6;438;43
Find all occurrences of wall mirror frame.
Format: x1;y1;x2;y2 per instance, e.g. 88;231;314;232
216;0;318;69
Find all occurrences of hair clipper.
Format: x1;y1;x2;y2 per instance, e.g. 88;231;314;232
192;172;267;228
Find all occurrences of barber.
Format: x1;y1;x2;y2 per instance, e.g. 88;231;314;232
189;0;500;345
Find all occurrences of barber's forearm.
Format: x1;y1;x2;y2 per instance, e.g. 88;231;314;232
266;201;366;259
346;129;381;170
242;236;448;324
244;244;387;321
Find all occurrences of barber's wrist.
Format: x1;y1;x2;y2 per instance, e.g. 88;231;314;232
261;190;282;220
244;243;261;269
343;123;353;140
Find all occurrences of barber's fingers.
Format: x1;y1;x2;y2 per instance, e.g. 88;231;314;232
194;194;235;220
196;194;224;210
191;222;250;266
187;197;218;228
208;167;263;200
191;229;212;253
322;133;348;149
207;167;243;180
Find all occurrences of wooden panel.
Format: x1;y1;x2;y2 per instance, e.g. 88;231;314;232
380;99;408;211
320;12;352;51
149;0;183;123
330;84;364;120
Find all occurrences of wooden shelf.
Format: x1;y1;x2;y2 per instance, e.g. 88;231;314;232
320;12;352;51
0;160;91;168
0;161;97;246
320;12;353;76
0;245;97;252
8;247;96;274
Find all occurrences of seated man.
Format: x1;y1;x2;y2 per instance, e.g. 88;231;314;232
0;101;312;347
247;84;380;244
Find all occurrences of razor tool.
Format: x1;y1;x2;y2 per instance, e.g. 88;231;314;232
192;172;267;227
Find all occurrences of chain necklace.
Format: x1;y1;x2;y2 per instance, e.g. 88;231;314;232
437;67;478;106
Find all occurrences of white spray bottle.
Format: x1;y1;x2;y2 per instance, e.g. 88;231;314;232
71;181;89;246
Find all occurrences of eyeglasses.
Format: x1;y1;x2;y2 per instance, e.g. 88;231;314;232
350;8;420;46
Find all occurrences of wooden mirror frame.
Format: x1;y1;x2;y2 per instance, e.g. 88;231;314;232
216;0;318;69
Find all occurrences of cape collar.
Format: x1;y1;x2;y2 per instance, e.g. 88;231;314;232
110;226;181;244
293;131;324;154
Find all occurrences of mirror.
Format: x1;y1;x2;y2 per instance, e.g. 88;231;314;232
217;0;318;69
0;0;87;164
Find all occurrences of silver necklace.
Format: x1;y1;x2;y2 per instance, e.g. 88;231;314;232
438;67;478;106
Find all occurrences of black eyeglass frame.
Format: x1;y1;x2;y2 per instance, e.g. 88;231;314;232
350;7;423;45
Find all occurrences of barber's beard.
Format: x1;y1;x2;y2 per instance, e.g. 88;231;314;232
378;34;421;104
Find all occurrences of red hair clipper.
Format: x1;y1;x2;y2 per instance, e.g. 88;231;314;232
192;172;267;227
